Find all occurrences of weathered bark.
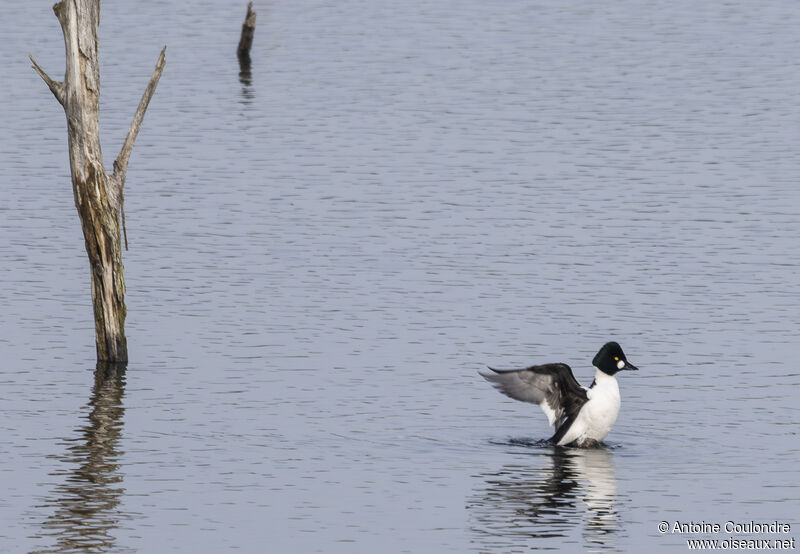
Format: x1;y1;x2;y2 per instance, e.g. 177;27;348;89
237;2;257;60
31;0;165;363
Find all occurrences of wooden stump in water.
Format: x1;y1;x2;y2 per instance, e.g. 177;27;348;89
30;0;165;363
237;2;257;61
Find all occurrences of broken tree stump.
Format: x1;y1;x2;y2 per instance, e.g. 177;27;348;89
237;2;257;61
30;0;166;363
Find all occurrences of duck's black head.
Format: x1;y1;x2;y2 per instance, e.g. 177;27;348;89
593;341;639;376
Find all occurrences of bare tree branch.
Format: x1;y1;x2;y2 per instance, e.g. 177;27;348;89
112;46;167;187
110;46;166;250
30;54;66;105
121;186;129;251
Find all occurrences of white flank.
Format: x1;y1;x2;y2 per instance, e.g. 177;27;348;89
557;368;621;446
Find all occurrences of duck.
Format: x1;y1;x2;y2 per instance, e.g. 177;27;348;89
481;342;638;447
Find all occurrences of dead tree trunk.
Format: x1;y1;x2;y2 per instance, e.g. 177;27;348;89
237;2;257;61
31;0;165;363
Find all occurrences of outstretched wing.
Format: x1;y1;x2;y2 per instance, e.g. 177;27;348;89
480;363;588;428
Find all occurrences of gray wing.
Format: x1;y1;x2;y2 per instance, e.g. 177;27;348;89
480;363;589;428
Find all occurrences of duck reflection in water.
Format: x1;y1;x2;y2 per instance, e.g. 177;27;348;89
469;443;622;551
34;362;130;554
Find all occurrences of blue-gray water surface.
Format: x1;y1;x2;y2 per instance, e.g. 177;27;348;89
2;1;799;552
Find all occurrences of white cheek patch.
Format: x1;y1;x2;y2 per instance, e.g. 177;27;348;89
617;360;625;370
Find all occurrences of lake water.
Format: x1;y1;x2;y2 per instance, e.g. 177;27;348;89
2;1;799;552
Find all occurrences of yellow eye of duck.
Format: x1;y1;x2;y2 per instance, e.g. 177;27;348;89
614;357;619;361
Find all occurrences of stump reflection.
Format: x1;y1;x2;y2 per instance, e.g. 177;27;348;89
35;363;130;553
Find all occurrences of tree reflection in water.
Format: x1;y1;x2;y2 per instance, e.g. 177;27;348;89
468;442;623;552
239;56;254;103
34;362;131;554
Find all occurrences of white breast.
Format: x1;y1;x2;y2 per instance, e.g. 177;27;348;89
556;369;621;446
